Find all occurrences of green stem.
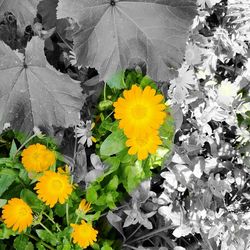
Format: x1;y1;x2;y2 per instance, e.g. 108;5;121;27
14;134;36;158
17;176;27;188
74;215;80;224
104;82;107;101
39;222;54;236
43;212;61;232
66;203;69;226
25;234;54;250
104;111;114;120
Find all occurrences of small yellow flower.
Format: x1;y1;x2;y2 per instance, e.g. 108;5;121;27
2;198;33;233
71;220;98;249
114;85;166;137
34;171;73;208
57;165;70;175
126;130;162;160
78;199;91;214
21;143;56;172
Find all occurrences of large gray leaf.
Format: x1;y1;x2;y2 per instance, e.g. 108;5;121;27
37;0;58;29
0;37;84;134
57;0;197;81
0;0;41;29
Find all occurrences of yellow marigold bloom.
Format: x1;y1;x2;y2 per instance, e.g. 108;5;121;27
114;85;166;137
34;171;73;208
78;199;91;213
71;220;98;249
2;198;33;233
21;143;56;172
126;130;162;160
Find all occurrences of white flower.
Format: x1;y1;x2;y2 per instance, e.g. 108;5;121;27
217;80;239;106
237;126;250;145
75;120;96;147
33;126;44;139
3;123;11;130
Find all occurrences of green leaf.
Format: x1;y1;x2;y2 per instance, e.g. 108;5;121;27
140;75;157;89
84;211;101;223
0;158;13;165
103;157;120;177
0;199;7;208
159;107;175;150
54;203;66;217
57;0;197;82
0;36;83;135
107;175;119;191
100;129;127;156
107;71;126;89
36;242;46;250
36;230;59;246
122;161;145;193
0;224;17;239
9;140;17;158
61;238;71;250
86;185;98;203
105;192;117;209
0;169;17;196
13;235;29;250
20;189;44;213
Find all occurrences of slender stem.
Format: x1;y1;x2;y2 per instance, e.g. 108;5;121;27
56;31;73;51
126;224;142;241
25;234;54;250
104;82;107;101
66;203;69;226
200;227;213;250
43;212;61;232
17;176;27;188
39;222;54;236
104;111;114;120
123;244;138;250
14;134;36;158
126;225;175;244
74;215;80;224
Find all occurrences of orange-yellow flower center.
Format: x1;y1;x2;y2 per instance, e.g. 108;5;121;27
132;104;147;119
18;207;30;216
51;179;63;190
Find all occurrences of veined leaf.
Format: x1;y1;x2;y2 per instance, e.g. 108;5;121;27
57;0;197;82
100;128;126;156
37;0;58;29
0;0;41;29
0;37;84;134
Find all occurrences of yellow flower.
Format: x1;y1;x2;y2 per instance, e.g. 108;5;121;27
78;199;91;214
126;130;162;160
114;85;166;137
34;171;73;208
71;220;98;249
57;165;70;175
2;198;33;233
21;143;56;172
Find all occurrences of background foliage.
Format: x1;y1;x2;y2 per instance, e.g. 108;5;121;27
0;0;250;249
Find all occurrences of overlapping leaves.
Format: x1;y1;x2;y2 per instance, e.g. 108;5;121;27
0;37;84;134
57;0;197;81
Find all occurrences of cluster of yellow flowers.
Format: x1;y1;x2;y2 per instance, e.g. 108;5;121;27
1;143;98;249
114;85;166;160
